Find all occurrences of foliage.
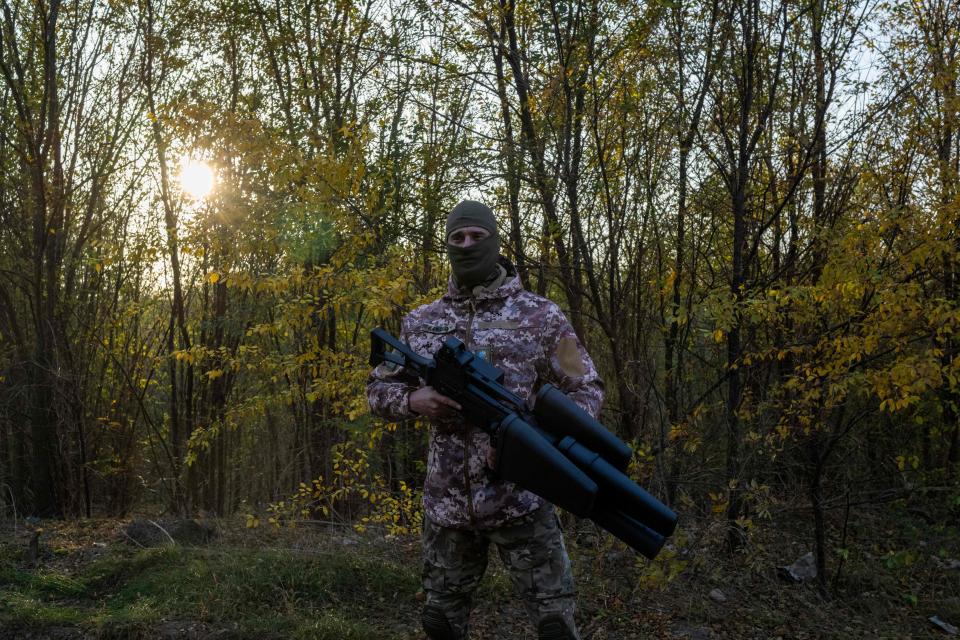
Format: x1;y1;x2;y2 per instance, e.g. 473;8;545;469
0;0;958;604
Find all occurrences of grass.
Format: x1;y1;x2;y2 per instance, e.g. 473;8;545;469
0;500;958;639
0;540;420;639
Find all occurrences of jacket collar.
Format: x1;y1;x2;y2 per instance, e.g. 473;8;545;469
444;258;522;302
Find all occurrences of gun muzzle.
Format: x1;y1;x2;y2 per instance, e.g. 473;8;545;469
590;505;668;559
554;436;678;538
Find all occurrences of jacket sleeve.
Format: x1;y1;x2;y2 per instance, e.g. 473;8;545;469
366;318;421;422
539;305;604;419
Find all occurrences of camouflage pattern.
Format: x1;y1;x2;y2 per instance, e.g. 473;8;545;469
421;504;580;640
366;260;604;529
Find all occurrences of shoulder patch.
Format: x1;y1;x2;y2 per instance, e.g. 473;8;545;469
556;336;587;377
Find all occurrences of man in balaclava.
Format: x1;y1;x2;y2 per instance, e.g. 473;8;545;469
367;200;603;640
445;199;501;290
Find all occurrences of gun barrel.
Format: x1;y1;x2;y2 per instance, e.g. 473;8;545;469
590;505;667;559
496;414;598;517
534;385;633;470
555;436;678;538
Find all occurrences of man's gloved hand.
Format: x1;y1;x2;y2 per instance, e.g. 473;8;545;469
409;386;462;418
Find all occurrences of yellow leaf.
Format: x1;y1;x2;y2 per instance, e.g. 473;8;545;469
208;272;220;284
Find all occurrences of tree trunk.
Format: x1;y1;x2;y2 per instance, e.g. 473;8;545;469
500;0;585;337
143;0;194;513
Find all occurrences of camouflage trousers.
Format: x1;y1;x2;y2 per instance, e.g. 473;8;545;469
421;504;581;639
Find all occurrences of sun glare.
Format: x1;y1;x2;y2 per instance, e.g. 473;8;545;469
178;158;214;200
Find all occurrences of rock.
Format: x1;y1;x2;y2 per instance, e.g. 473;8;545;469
124;518;217;548
166;519;216;545
929;616;959;636
124;519;172;547
778;551;817;583
128;520;157;546
708;588;727;603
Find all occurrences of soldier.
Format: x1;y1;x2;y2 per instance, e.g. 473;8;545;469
366;200;603;640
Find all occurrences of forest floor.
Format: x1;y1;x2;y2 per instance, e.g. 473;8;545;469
0;500;958;639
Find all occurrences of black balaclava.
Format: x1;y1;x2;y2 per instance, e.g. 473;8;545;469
446;200;501;290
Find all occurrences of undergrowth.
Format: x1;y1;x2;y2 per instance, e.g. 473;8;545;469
0;501;957;639
0;542;419;639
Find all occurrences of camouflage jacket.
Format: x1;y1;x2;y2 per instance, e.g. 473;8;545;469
366;261;604;530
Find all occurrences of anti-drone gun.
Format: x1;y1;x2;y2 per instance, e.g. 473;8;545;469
370;328;678;559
